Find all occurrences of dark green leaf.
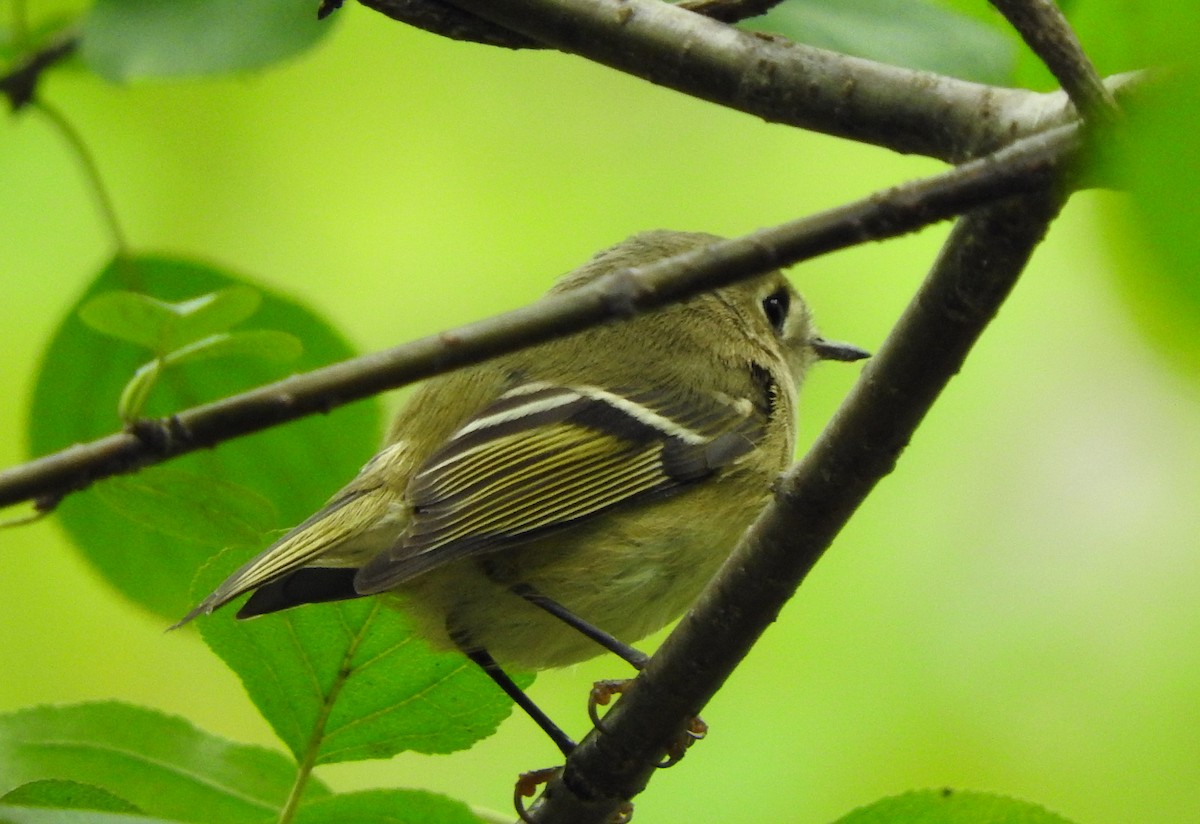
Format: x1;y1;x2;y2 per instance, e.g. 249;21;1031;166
1;780;140;813
28;254;382;619
196;554;529;763
80;0;335;82
0;702;328;823
162;330;303;368
754;0;1017;85
833;789;1077;824
289;789;484;824
94;466;279;551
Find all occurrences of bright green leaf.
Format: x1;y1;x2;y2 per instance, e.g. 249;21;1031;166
754;0;1017;85
116;360;162;423
0;807;184;824
0;702;328;823
28;255;382;619
833;788;1078;824
79;292;181;352
1100;7;1200;379
80;286;265;354
288;789;484;824
94;466;279;551
195;554;529;763
162;330;303;368
80;0;335;82
167;286;263;346
1;780;140;813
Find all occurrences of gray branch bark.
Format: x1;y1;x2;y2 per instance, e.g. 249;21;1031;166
0;123;1079;511
363;0;1115;162
526;189;1066;824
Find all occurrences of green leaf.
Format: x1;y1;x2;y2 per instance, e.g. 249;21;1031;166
0;807;184;824
0;702;328;823
1100;7;1200;379
116;360;163;422
80;0;335;82
754;0;1017;85
94;466;279;551
162;330;304;368
196;555;529;763
166;286;263;346
79;286;264;354
28;254;383;619
79;292;184;352
833;789;1078;824
289;789;484;824
1;780;140;812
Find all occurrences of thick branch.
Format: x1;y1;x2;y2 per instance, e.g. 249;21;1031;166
369;0;1085;162
0;123;1078;511
357;0;785;48
526;190;1066;824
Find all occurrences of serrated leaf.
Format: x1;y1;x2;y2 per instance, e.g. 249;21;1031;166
289;789;484;824
80;0;335;82
755;0;1017;85
93;466;278;550
28;254;382;619
833;789;1078;824
1;780;140;813
195;554;529;764
0;702;328;823
162;330;303;368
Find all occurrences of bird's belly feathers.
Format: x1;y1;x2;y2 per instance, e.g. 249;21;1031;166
395;475;771;670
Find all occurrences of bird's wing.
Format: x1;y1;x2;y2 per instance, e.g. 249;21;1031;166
353;381;767;594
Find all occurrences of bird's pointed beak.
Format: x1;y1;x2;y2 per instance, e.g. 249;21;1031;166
811;337;870;362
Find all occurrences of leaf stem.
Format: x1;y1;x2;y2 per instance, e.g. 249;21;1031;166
34;98;132;258
276;604;377;824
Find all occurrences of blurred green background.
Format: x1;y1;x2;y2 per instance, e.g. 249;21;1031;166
2;2;1198;822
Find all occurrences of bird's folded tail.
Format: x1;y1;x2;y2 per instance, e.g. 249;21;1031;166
169;484;396;630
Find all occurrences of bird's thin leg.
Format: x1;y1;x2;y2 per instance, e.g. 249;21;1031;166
508;582;650;670
455;638;576;757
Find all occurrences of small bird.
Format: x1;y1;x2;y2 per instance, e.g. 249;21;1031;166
179;230;867;754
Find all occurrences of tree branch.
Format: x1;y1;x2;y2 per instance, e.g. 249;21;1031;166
988;0;1120;124
364;0;1096;162
356;0;785;48
525;189;1067;824
0;123;1082;512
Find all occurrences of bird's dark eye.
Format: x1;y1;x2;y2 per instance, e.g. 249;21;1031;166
761;287;790;333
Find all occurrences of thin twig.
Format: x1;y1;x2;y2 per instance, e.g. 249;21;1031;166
34;99;131;256
987;0;1119;124
0;122;1082;512
525;189;1068;824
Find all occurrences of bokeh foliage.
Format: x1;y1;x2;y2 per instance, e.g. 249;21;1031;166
1;1;1198;823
